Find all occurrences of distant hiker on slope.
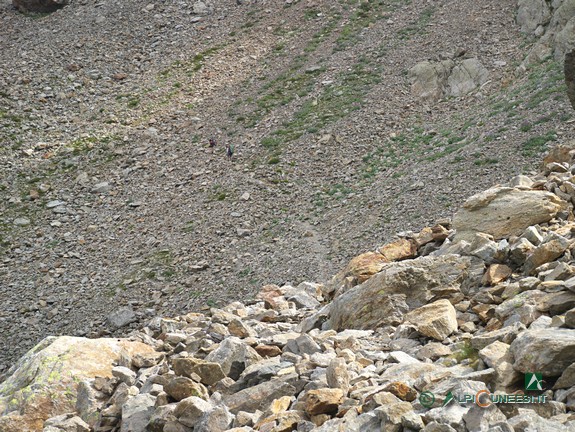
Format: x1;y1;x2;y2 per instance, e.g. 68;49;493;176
226;143;235;160
209;138;216;148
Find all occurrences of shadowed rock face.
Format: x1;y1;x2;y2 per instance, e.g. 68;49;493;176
566;49;575;111
13;0;68;13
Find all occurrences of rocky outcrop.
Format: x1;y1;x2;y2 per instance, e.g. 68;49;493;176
12;0;68;13
409;57;489;101
2;148;575;431
517;0;575;67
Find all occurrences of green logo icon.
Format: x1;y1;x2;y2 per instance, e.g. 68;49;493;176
525;373;543;391
419;391;435;408
443;391;455;406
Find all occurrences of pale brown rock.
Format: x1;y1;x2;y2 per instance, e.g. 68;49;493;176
328;255;473;331
164;377;209;401
524;233;571;275
331;251;388;291
0;336;156;432
378;238;418;262
482;264;513;286
405;299;458;341
172;357;226;386
453;187;567;241
304;388;344;416
254;344;282;358
384;382;417;402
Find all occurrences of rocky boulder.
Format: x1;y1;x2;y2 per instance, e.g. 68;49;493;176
0;336;156;432
409;57;489;101
327;254;473;331
452;186;567;241
510;329;575;377
517;0;552;34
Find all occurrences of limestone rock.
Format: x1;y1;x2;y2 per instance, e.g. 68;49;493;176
482;264;512;286
452;187;567;241
164;377;209;401
405;299;458;341
120;393;156;432
524;233;571;275
172;357;226;386
303;388;344;416
330;251;388;293
0;336;155;432
328;255;473;331
224;380;296;414
43;414;90;432
510;329;575;377
174;396;213;428
478;341;521;391
517;0;551;34
447;58;489;97
205;337;261;380
409;60;454;101
378;238;418;262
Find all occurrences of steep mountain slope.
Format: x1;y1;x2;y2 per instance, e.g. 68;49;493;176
1;0;574;373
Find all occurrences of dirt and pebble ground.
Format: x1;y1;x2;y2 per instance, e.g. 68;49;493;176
1;0;574;375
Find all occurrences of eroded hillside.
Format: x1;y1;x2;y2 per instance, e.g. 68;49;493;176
1;0;574;373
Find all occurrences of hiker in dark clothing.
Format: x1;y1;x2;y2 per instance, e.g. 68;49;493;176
209;138;216;148
226;143;235;160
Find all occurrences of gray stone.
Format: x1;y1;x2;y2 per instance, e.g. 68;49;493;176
508;409;571;432
424;404;469;432
326;358;349;391
12;0;69;13
517;0;551;34
13;217;31;226
510;329;575;377
147;405;178;432
205;337;261;380
106;307;137;330
284;334;321;356
224;380;296;414
343;411;381;431
554;362;575;389
174;396;213;428
462;405;507;432
447;58;489;97
405;299;458;341
120;393;156;432
91;182;111;193
43;414;90;432
112;366;137;386
478;341;521;391
194;405;234;432
470;323;525;350
566;307;575;328
409;60;454;101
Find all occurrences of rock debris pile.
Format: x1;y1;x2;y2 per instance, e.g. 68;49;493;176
2;147;575;431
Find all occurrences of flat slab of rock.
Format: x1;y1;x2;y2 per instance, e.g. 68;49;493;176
453;187;566;241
